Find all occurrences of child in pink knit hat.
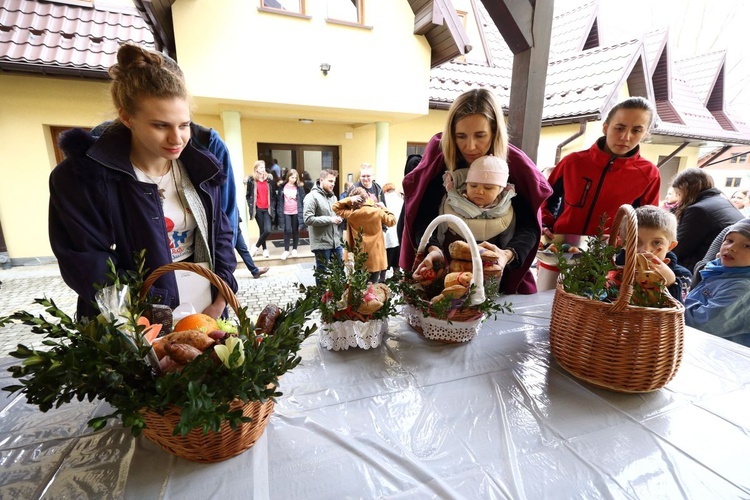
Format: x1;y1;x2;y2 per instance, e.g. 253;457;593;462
432;154;517;261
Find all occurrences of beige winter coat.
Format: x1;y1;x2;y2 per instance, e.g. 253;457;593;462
333;197;396;272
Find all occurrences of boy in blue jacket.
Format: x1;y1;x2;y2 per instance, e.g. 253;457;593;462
685;219;750;346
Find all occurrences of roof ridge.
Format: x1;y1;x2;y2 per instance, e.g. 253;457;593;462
549;38;639;66
675;50;727;63
554;1;596;20
6;0;140;16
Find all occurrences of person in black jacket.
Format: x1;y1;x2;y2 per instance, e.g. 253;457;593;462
49;44;236;318
350;163;386;205
671;168;743;272
246;160;277;258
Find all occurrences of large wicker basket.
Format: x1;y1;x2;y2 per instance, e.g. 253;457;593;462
407;214;486;343
549;205;685;393
138;262;274;463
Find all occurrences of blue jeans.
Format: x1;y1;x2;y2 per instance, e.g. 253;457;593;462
235;227;260;275
312;246;343;286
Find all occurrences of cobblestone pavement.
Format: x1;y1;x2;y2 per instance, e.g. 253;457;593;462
0;261;317;357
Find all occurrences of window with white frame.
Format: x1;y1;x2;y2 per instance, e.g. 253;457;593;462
730;153;748;163
726;177;742;188
261;0;303;15
328;0;363;24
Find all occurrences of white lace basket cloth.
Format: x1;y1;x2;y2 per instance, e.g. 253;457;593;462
409;214;487;343
320;319;386;351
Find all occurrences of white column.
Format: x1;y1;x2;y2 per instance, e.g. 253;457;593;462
375;121;389;184
220;111;248;235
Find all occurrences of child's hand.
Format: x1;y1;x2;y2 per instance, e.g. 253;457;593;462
641;252;676;286
414;247;446;286
442;171;455;191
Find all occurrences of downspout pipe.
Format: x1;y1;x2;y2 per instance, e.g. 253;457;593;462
554;119;587;165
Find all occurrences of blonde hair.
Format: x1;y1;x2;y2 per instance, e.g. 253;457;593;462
440;89;508;171
109;43;187;116
636;205;678;241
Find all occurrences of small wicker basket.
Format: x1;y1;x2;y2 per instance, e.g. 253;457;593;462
407;214;487;343
139;262;274;463
549;205;685;393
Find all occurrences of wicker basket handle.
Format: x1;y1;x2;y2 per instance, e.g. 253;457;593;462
139;262;241;315
416;214;485;305
607;204;637;313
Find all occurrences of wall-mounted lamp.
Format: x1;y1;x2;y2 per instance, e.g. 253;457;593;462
299;119;314;124
320;63;331;76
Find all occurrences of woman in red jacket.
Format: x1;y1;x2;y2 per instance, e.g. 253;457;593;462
538;97;661;289
542;97;661;236
542;96;660;237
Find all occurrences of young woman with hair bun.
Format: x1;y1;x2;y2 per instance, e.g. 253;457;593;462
49;43;237;318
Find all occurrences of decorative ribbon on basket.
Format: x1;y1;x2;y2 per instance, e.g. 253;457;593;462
549;205;685;393
320;319;386;351
407;214;487;343
139;262;273;463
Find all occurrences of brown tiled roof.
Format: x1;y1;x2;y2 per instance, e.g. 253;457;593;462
431;4;644;123
675;51;725;105
429;61;510;109
544;39;643;121
548;1;598;57
643;29;667;74
428;0;750;144
0;0;154;78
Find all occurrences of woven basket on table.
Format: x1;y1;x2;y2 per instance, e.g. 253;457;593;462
549;205;685;393
138;262;274;463
407;214;487;343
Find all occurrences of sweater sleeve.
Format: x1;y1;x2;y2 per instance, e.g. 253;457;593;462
504;194;537;269
206;129;238;244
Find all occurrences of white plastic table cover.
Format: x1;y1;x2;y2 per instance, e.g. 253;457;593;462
1;290;749;499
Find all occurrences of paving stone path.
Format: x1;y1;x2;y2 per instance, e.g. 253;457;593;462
0;262;317;357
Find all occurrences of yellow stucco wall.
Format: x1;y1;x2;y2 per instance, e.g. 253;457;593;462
0;2;708;261
0;74;113;259
172;0;431;118
0;73;447;259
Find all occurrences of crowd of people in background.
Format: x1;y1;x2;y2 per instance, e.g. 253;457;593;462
45;43;748;348
231;91;750;348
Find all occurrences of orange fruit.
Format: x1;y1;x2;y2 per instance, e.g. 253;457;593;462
173;313;219;333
